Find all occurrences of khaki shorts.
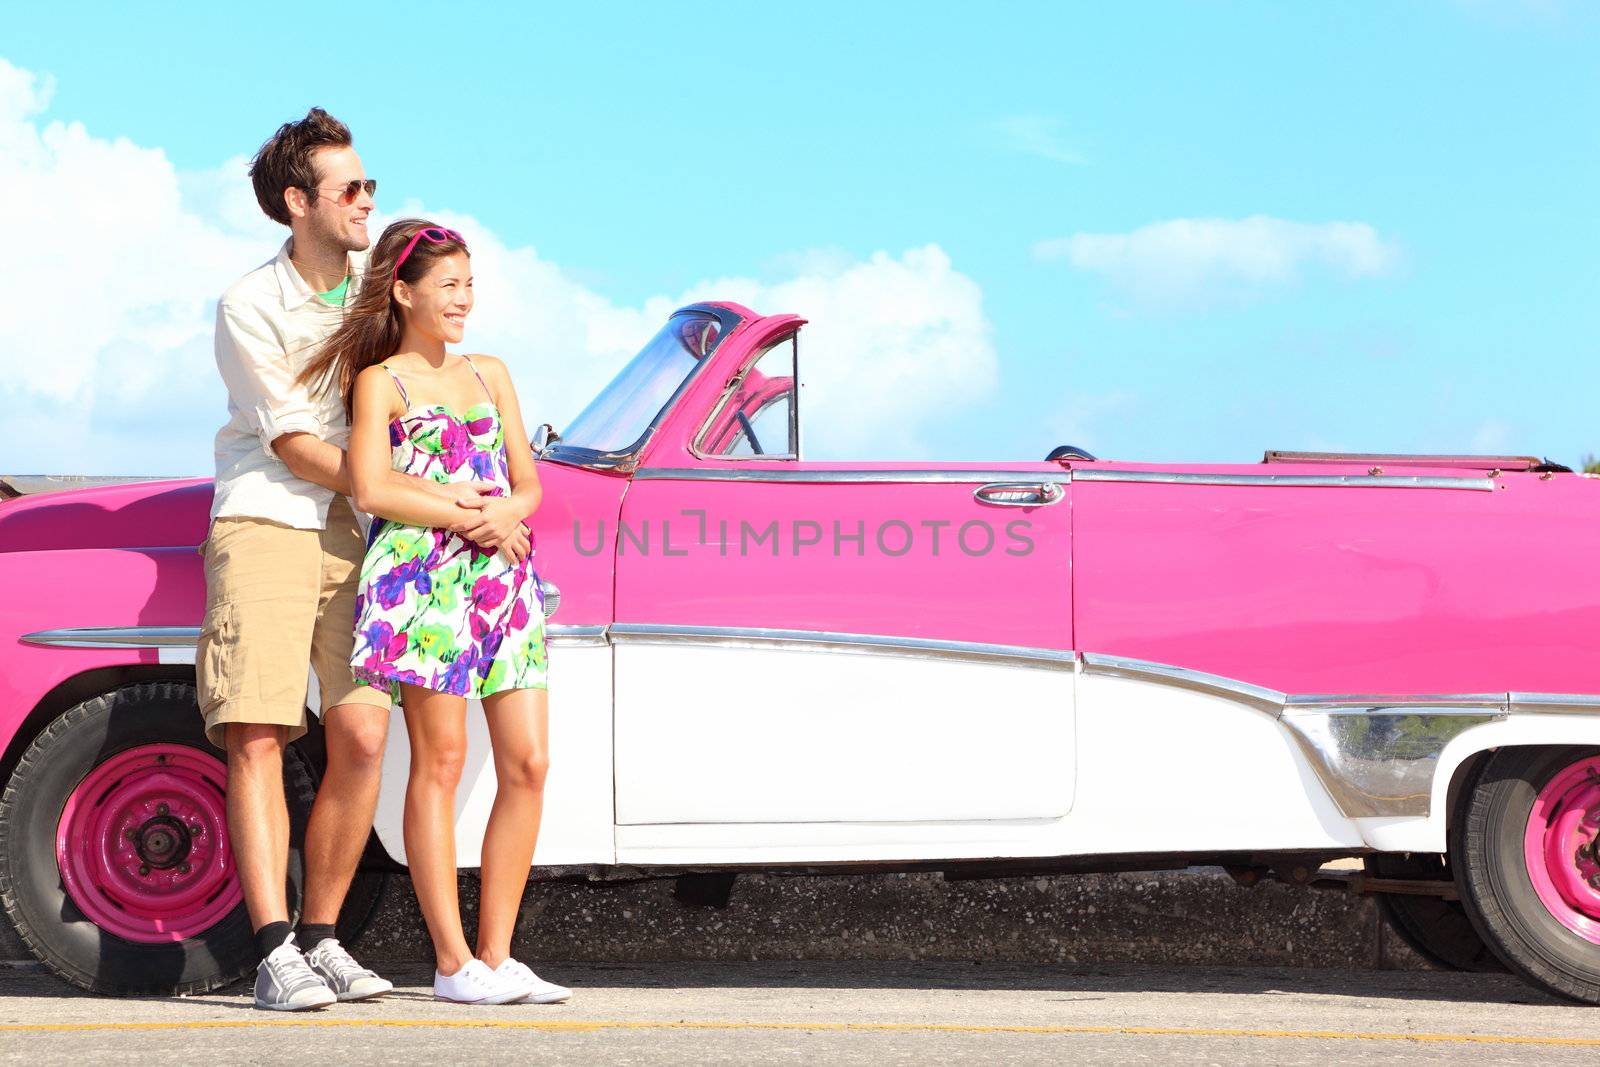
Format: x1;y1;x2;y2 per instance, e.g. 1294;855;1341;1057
197;494;391;750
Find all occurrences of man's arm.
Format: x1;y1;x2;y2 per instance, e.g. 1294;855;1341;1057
213;300;489;507
271;432;349;492
273;431;490;512
214;299;321;454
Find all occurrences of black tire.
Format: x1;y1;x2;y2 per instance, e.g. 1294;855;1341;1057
1366;853;1507;972
1454;745;1600;1003
0;682;376;995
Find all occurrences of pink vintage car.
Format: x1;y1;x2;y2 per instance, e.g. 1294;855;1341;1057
2;302;1598;1002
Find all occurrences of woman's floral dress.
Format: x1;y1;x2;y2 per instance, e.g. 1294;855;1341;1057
351;355;547;702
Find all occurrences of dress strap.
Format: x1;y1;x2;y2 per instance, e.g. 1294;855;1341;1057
462;354;494;404
379;362;409;406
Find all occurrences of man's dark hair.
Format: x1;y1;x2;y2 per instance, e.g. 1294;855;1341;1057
248;107;353;226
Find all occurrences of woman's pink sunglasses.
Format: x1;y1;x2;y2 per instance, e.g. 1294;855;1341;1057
393;226;467;279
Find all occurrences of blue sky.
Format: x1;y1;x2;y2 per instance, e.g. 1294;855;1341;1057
3;1;1597;472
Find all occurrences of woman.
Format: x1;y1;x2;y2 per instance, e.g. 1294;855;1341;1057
297;218;569;1005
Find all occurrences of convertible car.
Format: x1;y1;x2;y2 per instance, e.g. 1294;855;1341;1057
2;302;1598;1002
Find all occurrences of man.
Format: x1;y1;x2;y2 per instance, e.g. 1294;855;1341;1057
198;107;514;1011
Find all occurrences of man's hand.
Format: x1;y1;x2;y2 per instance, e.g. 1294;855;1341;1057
423;478;499;507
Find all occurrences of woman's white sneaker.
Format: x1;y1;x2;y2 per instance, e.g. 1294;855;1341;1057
433;958;528;1004
495;957;572;1004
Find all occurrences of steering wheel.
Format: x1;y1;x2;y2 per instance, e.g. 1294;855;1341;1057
1045;444;1097;462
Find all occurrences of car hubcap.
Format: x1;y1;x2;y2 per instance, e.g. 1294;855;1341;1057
1524;754;1600;943
55;744;240;943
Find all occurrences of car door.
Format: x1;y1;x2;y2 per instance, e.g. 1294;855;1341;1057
610;329;1076;828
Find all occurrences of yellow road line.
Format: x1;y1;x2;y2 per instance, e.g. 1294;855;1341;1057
1;1018;1598;1045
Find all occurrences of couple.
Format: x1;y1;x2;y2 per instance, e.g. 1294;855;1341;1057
196;107;567;1010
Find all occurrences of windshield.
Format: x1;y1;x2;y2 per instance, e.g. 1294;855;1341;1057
559;311;724;453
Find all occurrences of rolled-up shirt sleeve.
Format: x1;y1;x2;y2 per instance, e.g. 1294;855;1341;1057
214;299;322;458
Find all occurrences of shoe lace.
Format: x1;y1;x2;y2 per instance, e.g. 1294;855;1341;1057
267;947;326;993
313;940;374;984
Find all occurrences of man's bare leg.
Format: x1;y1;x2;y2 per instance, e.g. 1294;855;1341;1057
300;704;390;929
224;723;291;938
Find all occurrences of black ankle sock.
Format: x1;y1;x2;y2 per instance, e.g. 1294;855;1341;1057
298;922;337;949
254;920;293;959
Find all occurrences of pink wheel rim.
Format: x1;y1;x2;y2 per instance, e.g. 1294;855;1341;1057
1523;753;1600;944
55;743;241;943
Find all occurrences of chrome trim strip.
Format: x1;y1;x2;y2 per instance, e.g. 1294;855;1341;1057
20;625;200;649
633;468;1074;484
1510;693;1600;714
631;467;1494;490
1071;470;1496;491
24;621;609;650
609;622;1077;670
546;624;611;647
1080;652;1286;711
1285;694;1506;709
1263;450;1541;470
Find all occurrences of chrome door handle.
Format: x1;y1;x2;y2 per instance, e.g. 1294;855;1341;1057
973;481;1066;506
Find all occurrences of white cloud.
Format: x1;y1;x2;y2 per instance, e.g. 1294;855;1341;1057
990;115;1084;165
0;57;996;474
1034;215;1400;310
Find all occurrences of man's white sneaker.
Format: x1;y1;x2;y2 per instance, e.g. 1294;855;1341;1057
254;933;337;1011
305;937;394;1002
433;958;528;1004
495;957;572;1004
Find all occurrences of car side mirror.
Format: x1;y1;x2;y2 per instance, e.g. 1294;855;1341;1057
531;423;560;455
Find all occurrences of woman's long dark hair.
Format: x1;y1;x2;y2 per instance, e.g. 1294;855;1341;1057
296;218;470;418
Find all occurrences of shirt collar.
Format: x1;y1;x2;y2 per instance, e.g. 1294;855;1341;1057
273;238;370;311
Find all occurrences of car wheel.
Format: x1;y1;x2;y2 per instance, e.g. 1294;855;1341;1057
0;682;377;995
1365;853;1506;972
1454;746;1600;1003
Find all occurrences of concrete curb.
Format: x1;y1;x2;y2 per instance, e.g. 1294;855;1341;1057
354;867;1435;970
1;868;1432;971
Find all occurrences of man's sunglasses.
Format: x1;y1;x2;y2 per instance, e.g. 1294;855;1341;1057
307;178;378;205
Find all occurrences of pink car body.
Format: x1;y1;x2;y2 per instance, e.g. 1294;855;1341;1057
2;301;1598;999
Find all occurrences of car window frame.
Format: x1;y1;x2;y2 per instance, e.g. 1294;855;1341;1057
689;330;801;462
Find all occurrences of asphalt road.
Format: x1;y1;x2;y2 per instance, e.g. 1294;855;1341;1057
2;960;1597;1065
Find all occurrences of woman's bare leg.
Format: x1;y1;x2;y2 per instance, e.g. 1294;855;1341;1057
400;684;474;975
475;686;549;968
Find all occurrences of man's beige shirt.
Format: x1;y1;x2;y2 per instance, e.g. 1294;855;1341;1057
209;239;369;530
